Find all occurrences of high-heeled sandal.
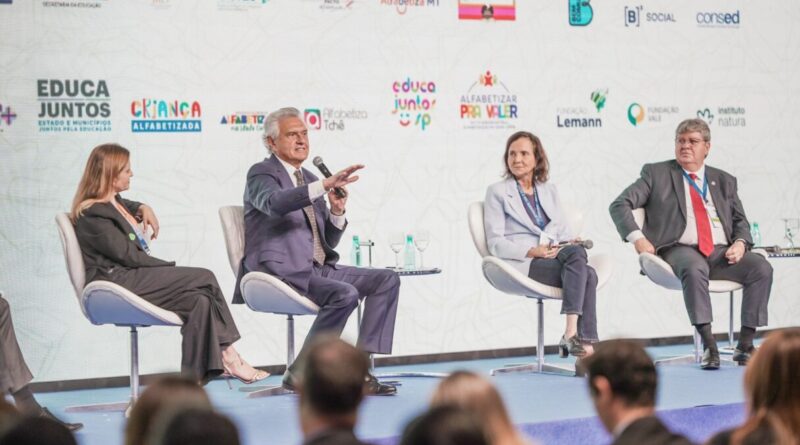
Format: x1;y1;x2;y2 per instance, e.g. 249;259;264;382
222;356;270;387
559;335;587;358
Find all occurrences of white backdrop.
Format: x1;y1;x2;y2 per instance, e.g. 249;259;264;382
1;0;799;382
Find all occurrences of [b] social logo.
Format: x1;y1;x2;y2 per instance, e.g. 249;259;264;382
130;99;202;132
392;77;436;131
625;5;676;27
37;79;111;133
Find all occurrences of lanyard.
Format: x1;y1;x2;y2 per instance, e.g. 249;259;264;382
515;181;546;229
682;171;708;203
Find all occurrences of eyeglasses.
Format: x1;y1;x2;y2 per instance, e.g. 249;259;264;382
675;137;705;146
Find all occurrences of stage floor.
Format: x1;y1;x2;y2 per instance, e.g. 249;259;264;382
36;342;748;445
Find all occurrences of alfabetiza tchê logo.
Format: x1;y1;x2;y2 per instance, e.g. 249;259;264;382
37;79;111;133
131;99;202;132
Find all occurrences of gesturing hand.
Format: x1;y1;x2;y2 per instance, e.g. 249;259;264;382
322;164;364;192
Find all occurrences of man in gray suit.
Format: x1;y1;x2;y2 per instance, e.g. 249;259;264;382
609;118;772;369
235;107;400;395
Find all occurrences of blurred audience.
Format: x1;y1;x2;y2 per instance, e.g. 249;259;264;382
147;406;240;445
400;405;489;445
430;370;530;445
584;339;692;445
0;416;77;445
706;328;800;445
125;375;211;445
297;335;371;445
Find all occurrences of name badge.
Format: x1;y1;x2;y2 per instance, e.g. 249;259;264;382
711;217;722;228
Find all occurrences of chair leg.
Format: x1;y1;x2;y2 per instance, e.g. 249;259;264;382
720;291;736;355
490;298;574;377
65;326;138;414
241;315;295;398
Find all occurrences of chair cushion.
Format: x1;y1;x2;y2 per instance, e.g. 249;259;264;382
83;281;183;326
241;272;319;316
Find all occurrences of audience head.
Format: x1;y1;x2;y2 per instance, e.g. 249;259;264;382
400;405;489;445
71;142;131;222
503;131;549;184
431;370;522;445
297;335;369;427
125;375;211;445
146;407;240;445
0;416;76;445
584;339;657;432
737;328;800;443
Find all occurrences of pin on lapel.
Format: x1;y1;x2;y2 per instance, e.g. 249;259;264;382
711;181;716;186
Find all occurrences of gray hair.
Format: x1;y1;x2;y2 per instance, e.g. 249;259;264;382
262;107;302;153
675;118;711;142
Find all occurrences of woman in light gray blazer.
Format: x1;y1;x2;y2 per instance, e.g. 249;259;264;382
483;131;598;357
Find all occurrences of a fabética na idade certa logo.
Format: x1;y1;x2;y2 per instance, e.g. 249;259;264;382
131;98;202;132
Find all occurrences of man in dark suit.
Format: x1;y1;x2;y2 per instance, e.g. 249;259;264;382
297;335;373;445
609;118;772;369
585;340;693;445
236;107;400;395
0;292;83;431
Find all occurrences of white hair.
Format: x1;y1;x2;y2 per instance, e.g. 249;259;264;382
262;107;301;153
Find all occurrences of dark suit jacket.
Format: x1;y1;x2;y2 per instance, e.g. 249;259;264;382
303;428;371;445
612;416;694;445
609;160;752;254
234;155;346;303
74;196;174;283
706;424;775;445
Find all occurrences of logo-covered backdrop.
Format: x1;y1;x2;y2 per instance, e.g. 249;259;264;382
1;0;798;382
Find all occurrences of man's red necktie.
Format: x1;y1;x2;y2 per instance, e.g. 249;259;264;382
689;173;714;257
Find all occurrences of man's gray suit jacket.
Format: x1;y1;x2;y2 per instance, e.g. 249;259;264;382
609;159;752;254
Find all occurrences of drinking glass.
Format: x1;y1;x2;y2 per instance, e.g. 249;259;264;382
389;231;405;269
414;229;430;269
784;218;800;250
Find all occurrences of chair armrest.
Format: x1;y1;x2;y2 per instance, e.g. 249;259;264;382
82;281;183;327
588;253;614;290
638;252;683;290
241;272;319;316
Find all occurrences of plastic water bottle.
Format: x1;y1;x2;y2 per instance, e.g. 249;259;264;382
751;222;762;247
404;234;416;269
350;235;362;266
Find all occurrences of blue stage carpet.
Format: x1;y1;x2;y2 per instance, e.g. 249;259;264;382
32;343;748;445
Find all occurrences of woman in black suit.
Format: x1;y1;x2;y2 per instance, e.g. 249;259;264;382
71;143;266;384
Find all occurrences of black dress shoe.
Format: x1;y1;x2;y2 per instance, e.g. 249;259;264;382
732;345;756;365
701;348;720;370
41;407;83;432
365;373;397;396
281;370;297;392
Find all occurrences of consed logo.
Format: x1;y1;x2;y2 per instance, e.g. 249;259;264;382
392;78;436;130
569;0;592;26
696;10;740;27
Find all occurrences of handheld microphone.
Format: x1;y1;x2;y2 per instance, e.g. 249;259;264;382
312;156;347;198
556;239;594;250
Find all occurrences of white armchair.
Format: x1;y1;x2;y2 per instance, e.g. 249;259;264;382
218;206;319;397
55;213;183;416
632;208;765;365
467;202;613;376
